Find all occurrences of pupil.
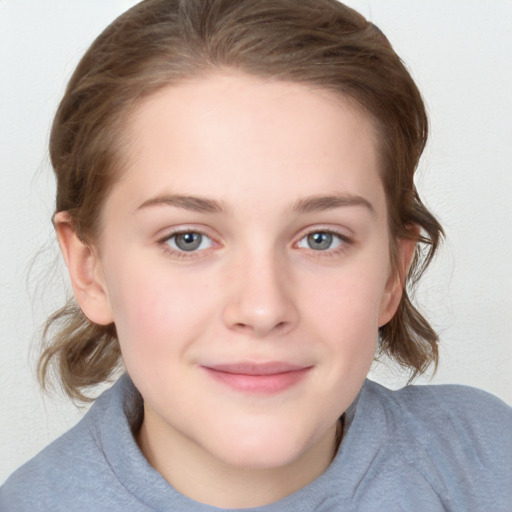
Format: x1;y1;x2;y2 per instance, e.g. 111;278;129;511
176;232;201;251
308;232;332;250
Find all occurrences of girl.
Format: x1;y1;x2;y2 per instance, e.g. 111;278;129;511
1;0;511;510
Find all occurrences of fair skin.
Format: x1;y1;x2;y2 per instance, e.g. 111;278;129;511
56;73;414;508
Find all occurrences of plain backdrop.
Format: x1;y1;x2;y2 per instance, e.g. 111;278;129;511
1;0;511;483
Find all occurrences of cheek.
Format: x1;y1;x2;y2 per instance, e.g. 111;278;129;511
106;259;217;362
309;263;389;336
303;259;389;378
295;267;385;422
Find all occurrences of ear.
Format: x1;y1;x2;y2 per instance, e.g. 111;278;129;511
378;235;417;327
54;212;114;325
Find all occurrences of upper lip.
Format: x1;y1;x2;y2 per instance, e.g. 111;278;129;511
202;362;311;376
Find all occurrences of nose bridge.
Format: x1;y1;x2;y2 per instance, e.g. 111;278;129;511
223;240;297;337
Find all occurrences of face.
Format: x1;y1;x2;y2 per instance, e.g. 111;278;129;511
67;73;405;477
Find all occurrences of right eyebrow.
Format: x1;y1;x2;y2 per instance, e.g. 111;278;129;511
136;194;228;214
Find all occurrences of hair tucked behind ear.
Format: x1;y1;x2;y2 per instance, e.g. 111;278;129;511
40;0;443;401
39;300;120;402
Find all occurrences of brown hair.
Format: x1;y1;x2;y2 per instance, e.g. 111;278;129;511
40;0;443;401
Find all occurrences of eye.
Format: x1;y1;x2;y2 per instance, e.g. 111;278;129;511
165;231;214;252
297;231;345;251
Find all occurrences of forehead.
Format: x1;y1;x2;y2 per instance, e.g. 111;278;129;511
110;72;385;217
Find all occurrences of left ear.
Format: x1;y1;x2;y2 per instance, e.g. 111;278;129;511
378;236;417;327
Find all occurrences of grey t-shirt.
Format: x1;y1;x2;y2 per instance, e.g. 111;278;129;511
2;375;511;511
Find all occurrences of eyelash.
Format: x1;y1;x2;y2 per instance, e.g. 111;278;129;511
157;227;353;259
295;228;353;257
158;229;217;259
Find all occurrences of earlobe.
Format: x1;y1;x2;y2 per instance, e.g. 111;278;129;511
378;236;417;327
54;212;114;325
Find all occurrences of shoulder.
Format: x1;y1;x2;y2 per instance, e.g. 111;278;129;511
0;377;147;512
364;379;512;453
360;380;512;509
367;379;512;437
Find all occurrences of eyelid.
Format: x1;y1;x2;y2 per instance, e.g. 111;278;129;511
294;226;354;253
167;232;214;252
157;226;220;257
295;225;353;242
155;224;354;259
157;224;217;241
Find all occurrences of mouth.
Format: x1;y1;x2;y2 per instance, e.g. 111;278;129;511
200;362;312;394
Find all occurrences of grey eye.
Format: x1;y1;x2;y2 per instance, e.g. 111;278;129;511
297;231;344;251
175;232;202;251
306;232;333;250
167;232;212;252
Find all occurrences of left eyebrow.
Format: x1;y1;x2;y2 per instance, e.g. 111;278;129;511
291;194;375;215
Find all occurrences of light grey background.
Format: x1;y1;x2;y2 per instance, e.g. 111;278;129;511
1;0;511;483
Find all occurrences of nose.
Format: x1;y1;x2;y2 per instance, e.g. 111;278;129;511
222;249;299;338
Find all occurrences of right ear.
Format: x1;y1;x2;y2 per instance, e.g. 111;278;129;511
54;212;114;325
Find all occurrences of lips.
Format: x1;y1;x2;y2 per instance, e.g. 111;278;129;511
201;362;312;394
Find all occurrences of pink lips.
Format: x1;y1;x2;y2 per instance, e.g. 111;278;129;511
201;362;311;394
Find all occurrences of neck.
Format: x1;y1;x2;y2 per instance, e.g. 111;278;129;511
136;412;340;508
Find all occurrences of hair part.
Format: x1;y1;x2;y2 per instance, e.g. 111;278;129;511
40;0;443;401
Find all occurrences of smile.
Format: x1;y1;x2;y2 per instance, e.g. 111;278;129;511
200;362;312;394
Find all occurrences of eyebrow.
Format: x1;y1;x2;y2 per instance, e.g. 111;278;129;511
136;192;374;215
137;194;228;214
291;194;375;215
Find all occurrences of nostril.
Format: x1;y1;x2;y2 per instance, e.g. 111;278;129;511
233;322;250;331
230;319;289;336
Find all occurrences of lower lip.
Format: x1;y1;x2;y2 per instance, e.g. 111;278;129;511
202;367;311;394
